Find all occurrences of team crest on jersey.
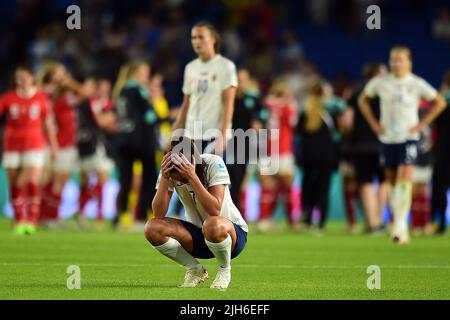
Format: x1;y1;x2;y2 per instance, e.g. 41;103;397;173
212;73;217;81
9;104;20;119
29;103;41;119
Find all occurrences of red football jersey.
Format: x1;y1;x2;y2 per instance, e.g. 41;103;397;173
53;92;78;148
0;89;49;152
264;96;297;156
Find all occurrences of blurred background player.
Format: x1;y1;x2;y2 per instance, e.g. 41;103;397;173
227;68;265;219
123;73;172;222
0;95;6;215
149;73;172;153
0;66;58;234
113;62;159;230
430;70;450;234
257;79;297;231
37;62;83;227
358;46;446;244
346;63;389;234
410;99;434;234
76;78;116;229
169;22;237;224
296;82;341;231
149;72;172;205
171;22;237;155
322;83;349;231
336;109;358;233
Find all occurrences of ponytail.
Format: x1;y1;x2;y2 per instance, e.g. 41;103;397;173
112;61;149;101
112;64;132;102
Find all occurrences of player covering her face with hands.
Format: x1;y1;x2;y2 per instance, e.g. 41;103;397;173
145;136;248;289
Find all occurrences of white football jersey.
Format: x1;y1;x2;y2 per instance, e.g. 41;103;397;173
182;54;238;140
364;73;437;144
156;154;248;232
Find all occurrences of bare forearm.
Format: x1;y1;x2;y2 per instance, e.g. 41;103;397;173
418;94;447;128
65;78;84;97
152;179;171;218
220;104;233;136
188;176;221;216
172;96;189;131
358;95;379;130
172;113;185;131
221;88;235;136
45;117;58;151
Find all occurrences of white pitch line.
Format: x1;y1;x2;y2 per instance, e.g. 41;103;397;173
1;262;450;269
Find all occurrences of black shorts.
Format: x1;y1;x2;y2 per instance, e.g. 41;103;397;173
353;153;385;184
179;219;247;259
380;140;418;170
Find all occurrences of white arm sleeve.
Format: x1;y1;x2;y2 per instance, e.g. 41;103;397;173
416;78;438;100
206;156;231;187
220;60;238;91
182;65;191;95
364;76;381;98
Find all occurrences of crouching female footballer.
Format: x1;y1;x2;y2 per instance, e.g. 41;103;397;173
145;136;248;289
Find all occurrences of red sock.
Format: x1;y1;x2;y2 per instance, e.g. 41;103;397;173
411;193;430;228
344;188;356;226
280;186;294;225
39;182;52;220
11;186;26;223
93;182;104;221
40;182;62;221
27;183;41;224
292;187;301;222
47;188;62;220
239;190;247;220
79;184;92;215
259;187;277;220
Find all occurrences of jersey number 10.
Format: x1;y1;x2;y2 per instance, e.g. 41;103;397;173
197;79;209;93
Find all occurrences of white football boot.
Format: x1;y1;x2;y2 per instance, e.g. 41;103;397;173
210;267;231;289
179;266;208;288
391;218;410;245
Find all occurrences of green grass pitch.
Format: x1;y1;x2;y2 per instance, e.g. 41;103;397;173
0;218;449;300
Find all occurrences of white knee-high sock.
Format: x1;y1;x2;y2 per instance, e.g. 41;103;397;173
389;185;398;214
392;180;412;234
153;237;201;270
396;180;412;216
205;234;232;269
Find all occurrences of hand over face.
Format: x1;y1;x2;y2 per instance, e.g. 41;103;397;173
161;152;174;179
172;152;196;182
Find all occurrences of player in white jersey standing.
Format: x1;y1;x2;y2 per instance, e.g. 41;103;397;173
172;22;237;154
145;136;248;289
358;46;446;244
